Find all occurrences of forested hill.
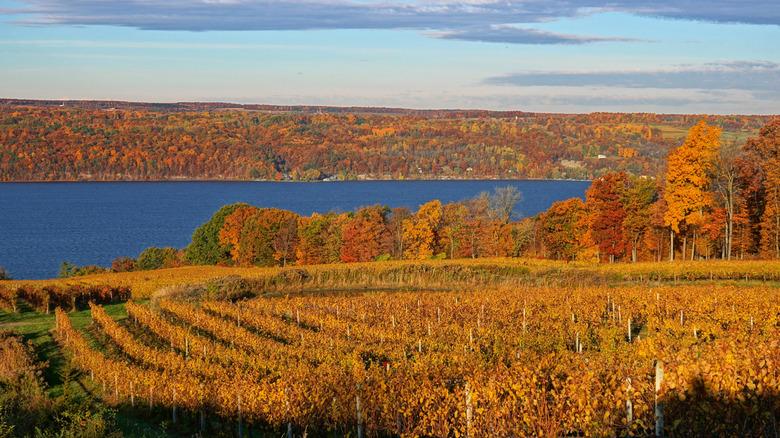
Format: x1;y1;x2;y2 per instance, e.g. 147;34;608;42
0;99;775;182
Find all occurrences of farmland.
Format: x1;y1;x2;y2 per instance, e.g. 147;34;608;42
1;258;779;437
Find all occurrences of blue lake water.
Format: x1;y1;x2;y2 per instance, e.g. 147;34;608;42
0;180;590;280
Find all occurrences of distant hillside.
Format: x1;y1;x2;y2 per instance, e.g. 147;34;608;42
1;99;776;181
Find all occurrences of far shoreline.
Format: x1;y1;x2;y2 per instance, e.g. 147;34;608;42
0;176;595;183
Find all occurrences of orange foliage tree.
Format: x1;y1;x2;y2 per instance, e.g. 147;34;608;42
537;198;589;261
218;204;259;263
744;120;780;258
339;206;392;263
663;121;721;261
587;172;629;263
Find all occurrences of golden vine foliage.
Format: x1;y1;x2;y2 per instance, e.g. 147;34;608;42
52;276;780;437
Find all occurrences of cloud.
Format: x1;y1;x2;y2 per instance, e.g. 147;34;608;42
485;61;780;92
3;0;778;35
428;25;646;45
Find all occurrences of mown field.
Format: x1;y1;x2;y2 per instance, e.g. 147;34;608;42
2;258;779;437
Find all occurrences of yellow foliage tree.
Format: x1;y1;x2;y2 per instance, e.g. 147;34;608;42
663;121;721;260
403;200;442;259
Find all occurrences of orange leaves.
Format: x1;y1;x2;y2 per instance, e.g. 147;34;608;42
218;205;258;262
538;197;590;261
663;121;721;234
339;206;392;263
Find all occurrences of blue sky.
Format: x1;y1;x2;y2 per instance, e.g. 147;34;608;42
1;0;778;114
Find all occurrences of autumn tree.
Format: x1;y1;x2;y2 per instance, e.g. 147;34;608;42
587;172;629;263
110;257;135;272
621;175;657;262
403;200;442;259
297;213;344;265
136;247;179;270
185;203;246;265
711;140;744;260
339;205;392;263
441;201;469;259
733;150;766;257
511;219;536;257
218;205;259;263
273;214;300;267
744;120;780;258
388;207;412;260
483;220;515;257
454;197;491;259
477;185;524;223
538;198;589;261
238;208;300;266
663;121;721;261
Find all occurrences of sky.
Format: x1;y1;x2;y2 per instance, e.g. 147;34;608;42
0;0;778;114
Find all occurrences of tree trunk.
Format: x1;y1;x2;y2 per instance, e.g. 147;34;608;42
669;229;674;261
776;207;780;259
726;198;733;261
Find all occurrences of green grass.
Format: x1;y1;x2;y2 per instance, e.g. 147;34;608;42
0;299;182;437
720;130;756;144
651;123;758;144
0;300;129;397
652;124;689;139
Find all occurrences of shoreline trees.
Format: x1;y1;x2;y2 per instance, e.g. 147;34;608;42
106;118;780;270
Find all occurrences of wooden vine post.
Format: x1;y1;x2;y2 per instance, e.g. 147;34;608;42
465;382;473;438
238;394;243;438
627;317;632;342
625;377;633;427
655;360;664;437
200;383;206;434
522;306;527;333
356;383;364;438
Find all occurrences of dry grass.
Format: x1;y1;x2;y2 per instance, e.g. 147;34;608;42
4;257;780;301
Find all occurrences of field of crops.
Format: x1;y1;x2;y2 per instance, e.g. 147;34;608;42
51;281;779;437
3;259;780;436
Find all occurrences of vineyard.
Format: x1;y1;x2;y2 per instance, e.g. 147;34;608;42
2;259;780;437
61;287;780;436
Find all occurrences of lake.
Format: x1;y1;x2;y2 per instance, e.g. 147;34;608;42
0;180;590;280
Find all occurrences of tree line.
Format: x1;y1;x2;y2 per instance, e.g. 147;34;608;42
48;118;780;277
1;104;772;182
526;119;780;262
93;118;775;273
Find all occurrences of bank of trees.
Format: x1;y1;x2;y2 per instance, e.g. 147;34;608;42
1;104;773;182
101;118;780;269
179;187;521;268
526;119;780;262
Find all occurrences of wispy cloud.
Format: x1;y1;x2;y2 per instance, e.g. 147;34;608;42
2;0;777;38
0;39;323;50
485;61;780;92
428;25;647;45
